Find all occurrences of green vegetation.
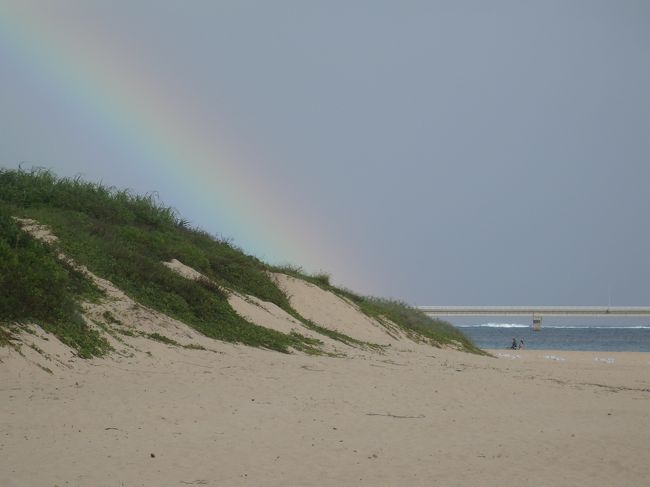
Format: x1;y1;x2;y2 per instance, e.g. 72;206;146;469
146;332;180;346
0;206;110;357
0;325;16;347
0;167;481;357
301;319;383;351
0;168;328;354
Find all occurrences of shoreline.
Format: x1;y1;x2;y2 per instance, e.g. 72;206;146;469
460;325;650;354
491;347;650;353
488;347;650;353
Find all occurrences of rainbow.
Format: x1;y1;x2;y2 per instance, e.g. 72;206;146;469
0;3;341;274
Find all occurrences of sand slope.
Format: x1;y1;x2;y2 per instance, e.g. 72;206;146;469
2;343;649;486
163;259;351;354
272;273;409;346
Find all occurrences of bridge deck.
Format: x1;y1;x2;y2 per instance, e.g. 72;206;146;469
418;306;650;316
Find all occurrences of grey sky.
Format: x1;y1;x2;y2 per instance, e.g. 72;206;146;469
1;1;649;308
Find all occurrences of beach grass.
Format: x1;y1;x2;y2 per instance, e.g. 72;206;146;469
0;168;338;354
0;167;481;355
0;206;110;357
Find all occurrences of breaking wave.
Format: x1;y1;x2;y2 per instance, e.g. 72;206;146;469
457;324;650;329
457;323;529;328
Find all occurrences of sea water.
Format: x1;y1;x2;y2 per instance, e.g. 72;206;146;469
455;321;650;352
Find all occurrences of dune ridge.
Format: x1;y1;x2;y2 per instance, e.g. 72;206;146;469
3;218;411;369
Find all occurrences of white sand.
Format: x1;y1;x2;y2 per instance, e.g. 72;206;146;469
272;273;409;345
2;341;649;487
163;258;207;281
12;218;58;244
3;220;649;485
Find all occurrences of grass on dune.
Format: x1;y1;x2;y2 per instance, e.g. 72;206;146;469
0;167;482;356
0;168;328;354
272;264;485;354
0;206;110;357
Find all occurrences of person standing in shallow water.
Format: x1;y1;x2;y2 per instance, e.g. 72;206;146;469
511;338;518;349
519;339;525;350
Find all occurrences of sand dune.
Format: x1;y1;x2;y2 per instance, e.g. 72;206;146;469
271;272;409;346
10;223;222;356
2;221;649;486
163;258;353;354
163;258;413;353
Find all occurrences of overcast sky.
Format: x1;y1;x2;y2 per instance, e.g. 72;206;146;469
1;1;649;308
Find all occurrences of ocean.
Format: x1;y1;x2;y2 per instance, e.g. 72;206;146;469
456;322;650;352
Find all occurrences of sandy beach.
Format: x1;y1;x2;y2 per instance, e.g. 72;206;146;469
2;338;649;487
2;4;649;485
2;221;649;486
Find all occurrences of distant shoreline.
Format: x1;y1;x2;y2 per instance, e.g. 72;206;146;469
463;325;650;353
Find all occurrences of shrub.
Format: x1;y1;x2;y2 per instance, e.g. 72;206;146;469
0;206;109;357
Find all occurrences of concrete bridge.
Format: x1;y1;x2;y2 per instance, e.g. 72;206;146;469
417;306;650;317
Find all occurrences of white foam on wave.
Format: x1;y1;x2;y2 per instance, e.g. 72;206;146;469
457;323;529;328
